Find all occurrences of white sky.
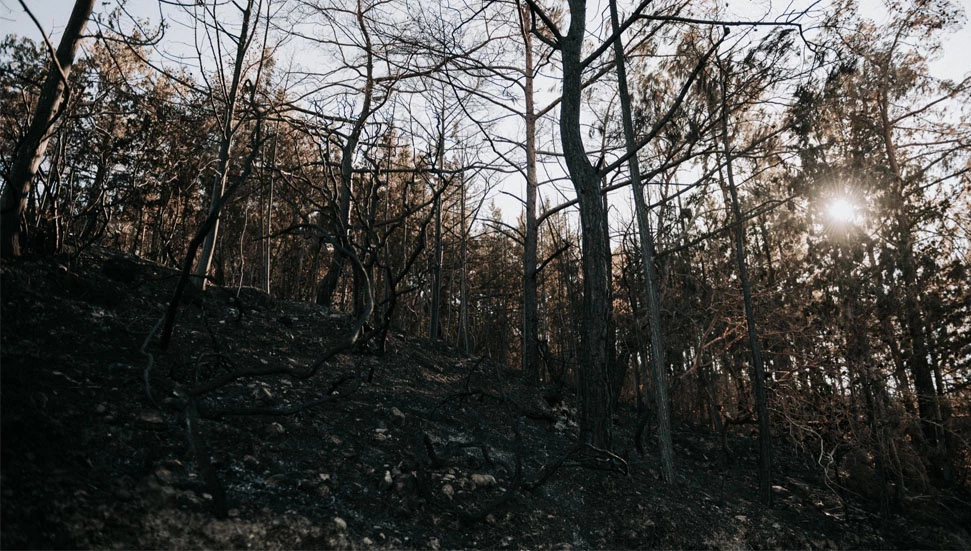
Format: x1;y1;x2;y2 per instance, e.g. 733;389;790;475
3;0;968;77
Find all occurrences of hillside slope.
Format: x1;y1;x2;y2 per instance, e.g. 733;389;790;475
2;247;968;549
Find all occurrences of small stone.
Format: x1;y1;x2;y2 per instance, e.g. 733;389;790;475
159;485;178;501
333;517;348;532
441;483;455;500
243;455;260;468
180;490;202;504
734;515;748;522
485;513;496;524
268;422;285;435
381;470;393;490
362;537;374;546
265;473;287;487
154;467;176;485
139;411;165;425
96;404;107;414
394;473;416;495
471;473;497;488
429;537;441;550
390;407;406;424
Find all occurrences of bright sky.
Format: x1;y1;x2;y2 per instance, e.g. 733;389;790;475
826;197;858;224
3;0;968;77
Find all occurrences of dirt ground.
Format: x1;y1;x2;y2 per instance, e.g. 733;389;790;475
2;247;969;549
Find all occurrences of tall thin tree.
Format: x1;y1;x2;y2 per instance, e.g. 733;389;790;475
192;0;258;289
608;0;675;482
716;56;772;504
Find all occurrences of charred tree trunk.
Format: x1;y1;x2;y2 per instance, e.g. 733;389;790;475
457;174;470;354
0;0;95;257
193;0;254;289
429;174;443;341
609;0;674;481
717;60;771;505
561;0;613;448
520;0;541;384
317;0;375;309
876;75;944;472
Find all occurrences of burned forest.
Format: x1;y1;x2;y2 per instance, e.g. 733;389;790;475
2;0;970;548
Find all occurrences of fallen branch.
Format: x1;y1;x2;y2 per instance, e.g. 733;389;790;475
141;316;164;408
525;443;629;490
179;389;228;519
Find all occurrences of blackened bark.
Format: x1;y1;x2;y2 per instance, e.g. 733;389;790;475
609;0;675;481
0;0;95;257
520;0;541;384
317;0;375;308
561;0;612;448
718;63;771;505
193;0;254;288
876;79;942;454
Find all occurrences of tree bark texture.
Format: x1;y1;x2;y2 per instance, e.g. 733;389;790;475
520;0;541;384
561;0;612;448
609;0;674;481
317;1;375;308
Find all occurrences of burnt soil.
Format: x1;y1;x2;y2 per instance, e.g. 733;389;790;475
2;246;969;549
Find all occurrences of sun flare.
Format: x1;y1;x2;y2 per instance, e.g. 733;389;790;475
826;198;858;224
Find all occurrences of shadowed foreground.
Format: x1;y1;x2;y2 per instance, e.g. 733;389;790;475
2;247;969;549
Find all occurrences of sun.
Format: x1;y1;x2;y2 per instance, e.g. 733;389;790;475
826;198;858;225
